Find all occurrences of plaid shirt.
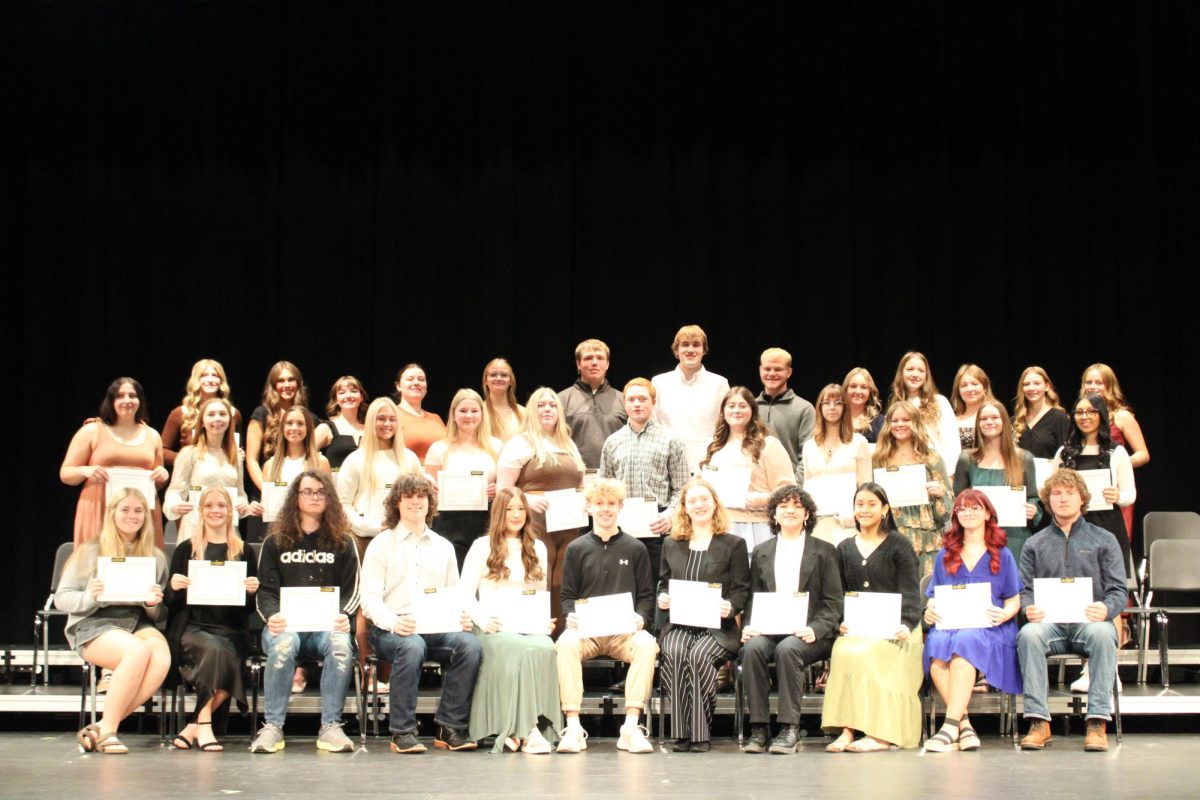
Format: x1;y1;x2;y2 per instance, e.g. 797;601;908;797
598;419;689;515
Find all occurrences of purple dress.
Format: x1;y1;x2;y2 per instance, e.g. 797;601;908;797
922;547;1023;695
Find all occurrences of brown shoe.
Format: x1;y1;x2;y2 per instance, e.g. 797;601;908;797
1084;720;1109;751
1020;719;1053;750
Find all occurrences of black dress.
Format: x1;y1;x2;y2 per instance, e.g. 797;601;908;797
321;417;362;470
1069;452;1131;570
1018;408;1072;459
164;541;257;731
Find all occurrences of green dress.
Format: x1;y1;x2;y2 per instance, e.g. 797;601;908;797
884;454;953;578
460;536;563;751
951;450;1043;561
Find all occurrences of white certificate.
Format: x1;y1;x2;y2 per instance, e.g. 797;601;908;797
873;464;929;508
977;485;1027;528
411;587;463;635
700;464;752;509
106;467;156;510
933;582;992;630
261;481;290;523
96;556;157;603
668;579;723;629
1078;469;1114;511
489;589;551;635
1033;458;1056;491
437;471;488;512
1034;577;1093;624
582;469;600;489
618;497;659;538
842;591;903;639
279;586;341;632
574;592;637;638
804;473;857;518
545;488;588;532
187;560;248;606
749;591;810;635
365;484;393;528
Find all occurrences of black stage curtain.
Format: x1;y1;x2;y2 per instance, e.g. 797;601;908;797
5;1;1198;642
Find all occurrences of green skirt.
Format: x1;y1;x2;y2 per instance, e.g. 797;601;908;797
468;631;564;752
821;628;924;749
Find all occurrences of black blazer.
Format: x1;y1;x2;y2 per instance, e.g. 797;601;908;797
743;534;843;642
658;533;751;653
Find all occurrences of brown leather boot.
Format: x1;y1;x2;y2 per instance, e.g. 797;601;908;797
1084;719;1109;751
1020;719;1053;750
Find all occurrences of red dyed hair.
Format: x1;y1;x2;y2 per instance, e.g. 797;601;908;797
942;489;1008;575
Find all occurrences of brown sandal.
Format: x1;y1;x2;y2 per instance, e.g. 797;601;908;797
95;733;128;754
76;723;100;752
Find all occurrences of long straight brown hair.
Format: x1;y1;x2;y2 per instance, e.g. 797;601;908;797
484;487;544;583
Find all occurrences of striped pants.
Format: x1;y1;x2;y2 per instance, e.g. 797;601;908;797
659;627;730;742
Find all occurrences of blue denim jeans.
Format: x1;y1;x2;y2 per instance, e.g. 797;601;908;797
261;629;354;726
1017;621;1118;721
369;627;482;734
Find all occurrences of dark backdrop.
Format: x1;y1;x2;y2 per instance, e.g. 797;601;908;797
5;1;1197;643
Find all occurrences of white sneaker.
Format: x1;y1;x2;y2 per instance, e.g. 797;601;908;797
617;724;654;754
522;727;552;755
556;726;588;753
1071;665;1122;694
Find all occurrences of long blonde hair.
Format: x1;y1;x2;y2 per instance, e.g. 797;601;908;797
482;358;525;439
259;361;308;461
670;478;731;540
842;366;882;426
1012;365;1064;437
889;351;942;428
873;400;936;467
519;387;584;470
179;359;233;443
189;486;245;561
264;406;321;481
1080;363;1132;413
949;363;994;415
441;389;498;461
97;487;158;559
357;397;417;501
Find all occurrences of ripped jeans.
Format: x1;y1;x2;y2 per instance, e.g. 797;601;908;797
261;629;354;726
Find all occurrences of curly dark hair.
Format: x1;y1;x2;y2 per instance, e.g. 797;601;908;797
1060;393;1114;470
766;485;819;535
267;470;352;551
381;474;439;530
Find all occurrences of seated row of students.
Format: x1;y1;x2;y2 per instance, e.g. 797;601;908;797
59;460;1124;757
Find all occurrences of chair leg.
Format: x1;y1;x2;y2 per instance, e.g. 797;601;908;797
1157;612;1170;689
354;662;365;746
249;663;260;735
1112;673;1122;745
733;662;743;746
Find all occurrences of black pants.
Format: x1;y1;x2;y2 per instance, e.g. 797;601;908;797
741;634;834;725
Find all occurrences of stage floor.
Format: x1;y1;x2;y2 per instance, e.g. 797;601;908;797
1;731;1197;800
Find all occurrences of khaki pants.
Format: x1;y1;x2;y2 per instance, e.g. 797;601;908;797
556;630;659;712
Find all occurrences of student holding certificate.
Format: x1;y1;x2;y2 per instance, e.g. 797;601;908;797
251;471;360;754
657;478;750;752
555;479;658;755
60;377;169;547
952;401;1042;560
843;367;885;444
393;363;448;463
740;486;842;754
1081;364;1149;541
699;386;794;554
425;389;503;570
165;397;257;542
872;401;953;577
160;358;243;467
798;384;871;546
315;376;367;470
922;490;1022;753
56;488;169;755
821;483;923;752
337;398;423;676
1016;469;1127;752
459;487;561;753
245;360;308;543
360;475;481;754
164;487;260;752
497;387;587;636
481;357;526;443
888;351;960;475
1012;366;1071;459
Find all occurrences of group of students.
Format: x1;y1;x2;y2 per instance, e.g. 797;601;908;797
55;324;1146;755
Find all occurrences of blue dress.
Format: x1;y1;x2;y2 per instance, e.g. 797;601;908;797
922;546;1023;695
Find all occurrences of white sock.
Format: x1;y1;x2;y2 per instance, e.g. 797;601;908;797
566;717;583;731
624;713;640;728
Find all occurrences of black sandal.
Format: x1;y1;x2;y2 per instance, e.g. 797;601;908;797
171;731;195;750
196;721;223;752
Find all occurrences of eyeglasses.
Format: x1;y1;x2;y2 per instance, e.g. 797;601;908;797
956;506;985;514
1073;409;1099;418
299;489;327;499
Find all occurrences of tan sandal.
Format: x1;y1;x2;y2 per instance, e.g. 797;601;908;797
76;723;101;752
825;732;854;753
95;733;129;754
846;736;892;753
